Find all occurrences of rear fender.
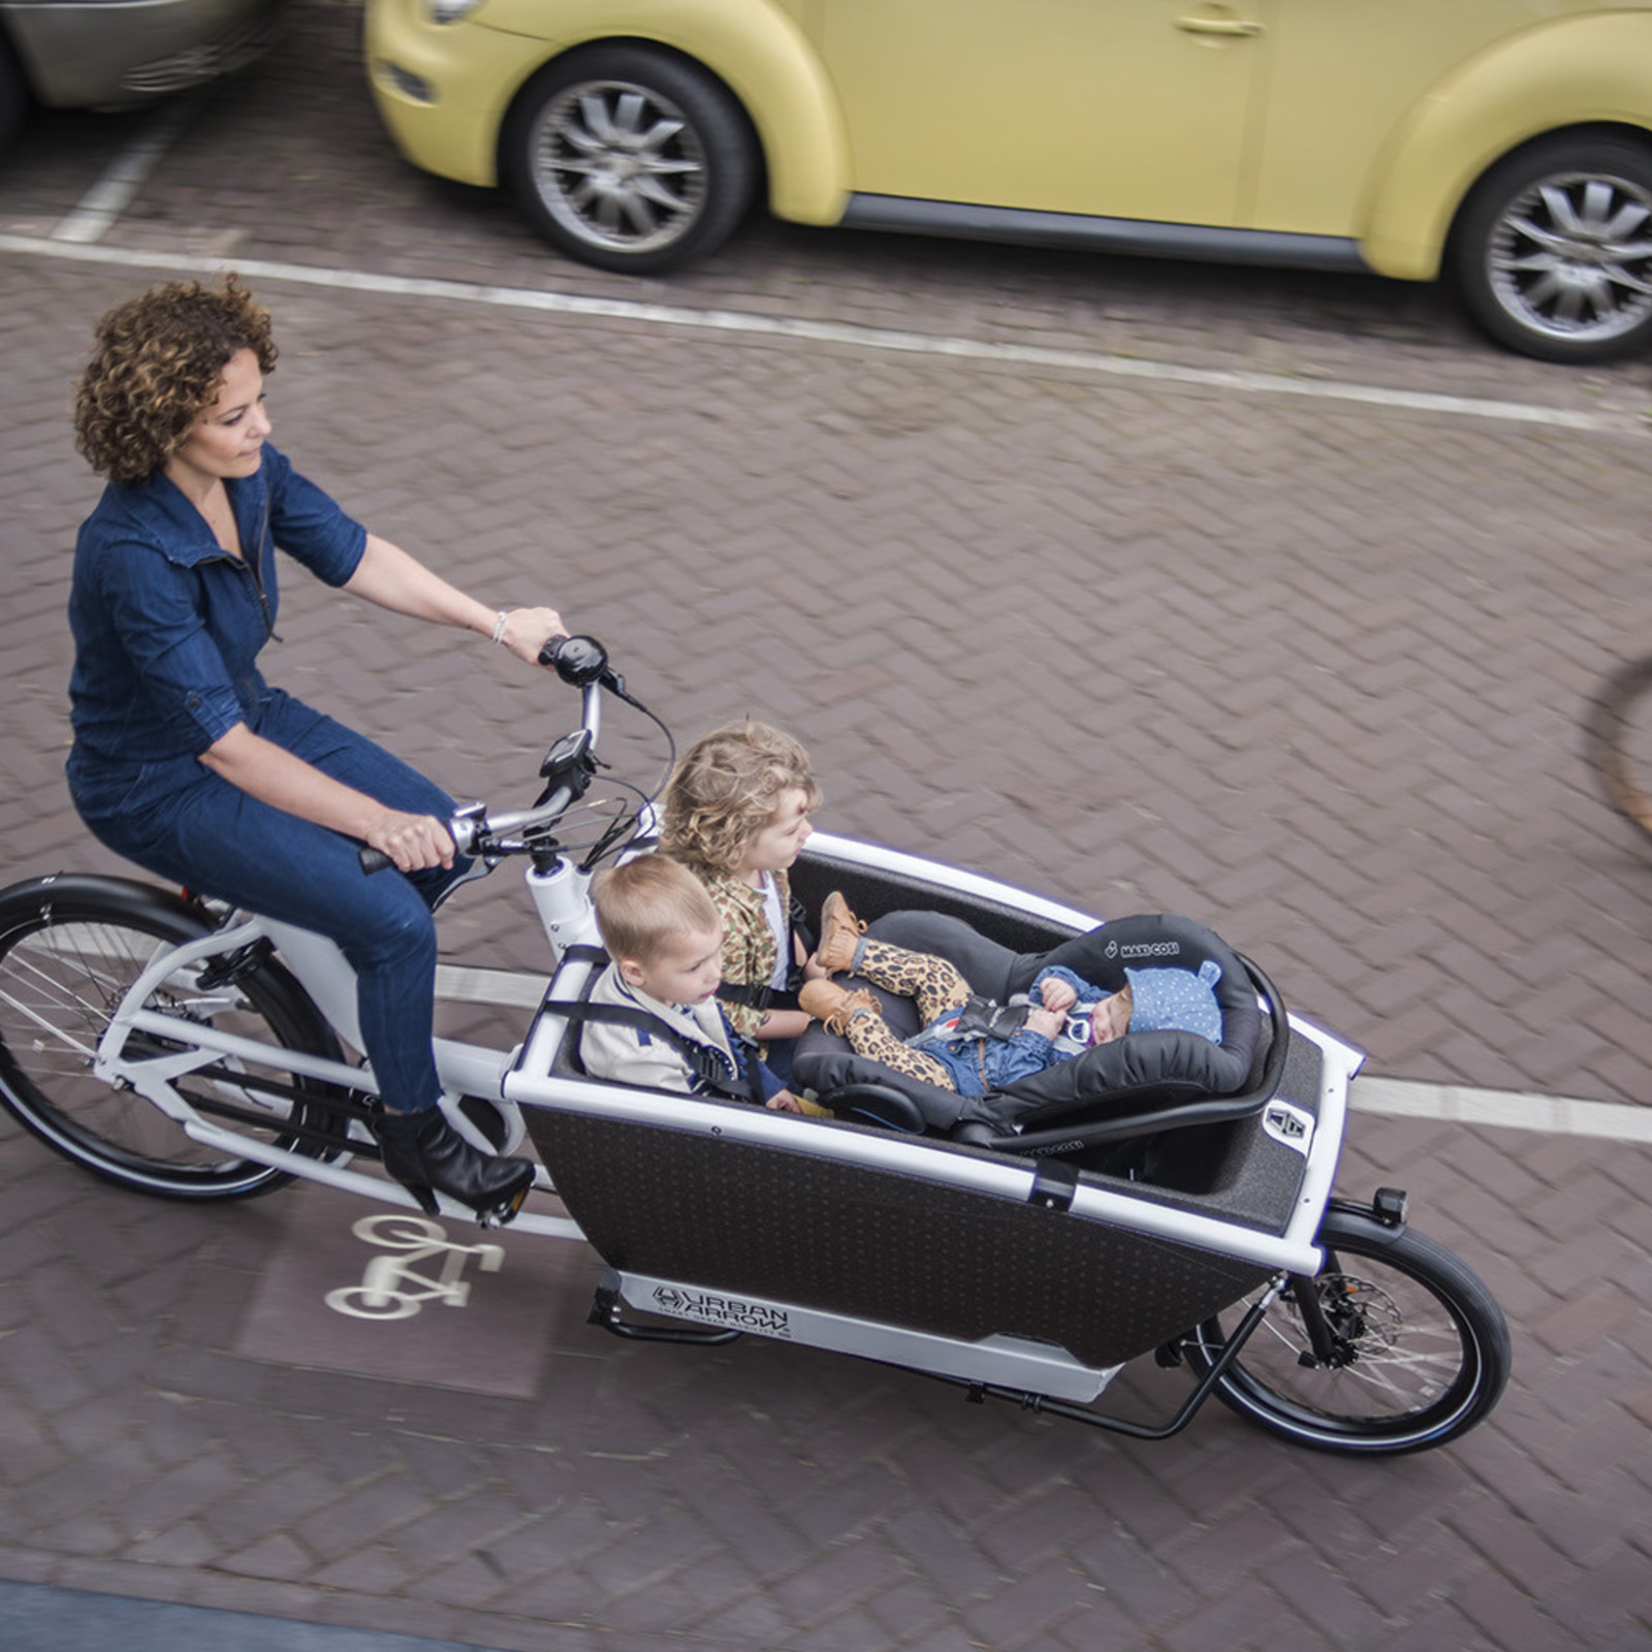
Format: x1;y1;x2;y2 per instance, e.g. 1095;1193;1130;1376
0;872;203;934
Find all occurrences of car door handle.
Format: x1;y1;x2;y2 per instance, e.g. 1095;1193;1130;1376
1176;15;1263;36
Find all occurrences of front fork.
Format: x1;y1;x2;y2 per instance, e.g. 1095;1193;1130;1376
1292;1187;1409;1367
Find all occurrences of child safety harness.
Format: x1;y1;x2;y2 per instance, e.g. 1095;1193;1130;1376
556;946;767;1107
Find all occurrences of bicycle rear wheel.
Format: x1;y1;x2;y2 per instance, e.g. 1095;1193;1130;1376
1584;652;1652;847
0;874;344;1201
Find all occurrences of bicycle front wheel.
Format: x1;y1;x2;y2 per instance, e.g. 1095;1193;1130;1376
1183;1209;1511;1455
1584;651;1652;848
0;875;343;1201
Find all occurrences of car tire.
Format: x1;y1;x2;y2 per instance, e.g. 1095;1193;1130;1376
503;46;758;275
1449;132;1652;364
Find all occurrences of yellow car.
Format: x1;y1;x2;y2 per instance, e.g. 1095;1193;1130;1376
365;0;1652;364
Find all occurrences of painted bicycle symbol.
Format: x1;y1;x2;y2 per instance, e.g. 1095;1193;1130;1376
325;1213;506;1321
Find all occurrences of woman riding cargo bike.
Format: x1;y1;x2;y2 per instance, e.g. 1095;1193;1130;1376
61;274;567;1221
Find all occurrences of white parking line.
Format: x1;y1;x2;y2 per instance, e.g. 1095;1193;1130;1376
50;104;194;245
1351;1077;1652;1143
0;232;1642;437
429;964;1652;1141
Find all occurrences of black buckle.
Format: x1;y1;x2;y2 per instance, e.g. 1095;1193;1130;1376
955;994;1027;1041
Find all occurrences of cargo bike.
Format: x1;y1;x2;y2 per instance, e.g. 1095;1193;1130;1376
0;639;1510;1456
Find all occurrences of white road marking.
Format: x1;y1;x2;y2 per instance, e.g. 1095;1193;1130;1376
429;965;1652;1141
1350;1077;1652;1143
437;963;548;1010
50;106;194;245
0;233;1641;437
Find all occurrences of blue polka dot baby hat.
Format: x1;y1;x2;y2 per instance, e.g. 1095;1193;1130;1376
1124;959;1223;1043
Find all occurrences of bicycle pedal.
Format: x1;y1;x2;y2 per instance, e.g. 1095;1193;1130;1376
477;1181;531;1230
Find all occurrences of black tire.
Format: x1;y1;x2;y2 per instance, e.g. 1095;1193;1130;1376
502;45;758;274
1583;651;1652;849
0;875;344;1201
1449;133;1652;364
1184;1208;1511;1455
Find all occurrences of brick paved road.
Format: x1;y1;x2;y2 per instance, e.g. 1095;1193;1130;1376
0;7;1650;1649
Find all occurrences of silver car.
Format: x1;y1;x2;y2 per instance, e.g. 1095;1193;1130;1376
0;0;280;146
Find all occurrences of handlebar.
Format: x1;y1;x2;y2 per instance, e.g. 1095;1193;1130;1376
359;635;631;876
538;632;617;688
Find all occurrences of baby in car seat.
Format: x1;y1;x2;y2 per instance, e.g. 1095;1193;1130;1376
799;893;1223;1119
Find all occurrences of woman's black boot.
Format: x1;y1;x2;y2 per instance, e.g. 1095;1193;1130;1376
370;1104;535;1225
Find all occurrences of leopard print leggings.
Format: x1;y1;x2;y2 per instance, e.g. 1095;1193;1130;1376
839;939;972;1091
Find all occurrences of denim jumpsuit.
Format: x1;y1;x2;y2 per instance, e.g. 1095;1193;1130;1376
66;444;465;1114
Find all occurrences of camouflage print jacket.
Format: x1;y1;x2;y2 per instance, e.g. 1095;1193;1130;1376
692;863;794;1042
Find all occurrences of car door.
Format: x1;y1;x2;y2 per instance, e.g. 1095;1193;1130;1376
1247;0;1573;234
812;0;1276;228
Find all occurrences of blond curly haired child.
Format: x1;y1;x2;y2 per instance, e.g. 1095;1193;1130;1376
660;720;824;1071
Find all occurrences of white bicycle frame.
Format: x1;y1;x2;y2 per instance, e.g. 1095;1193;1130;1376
84;680;625;1235
87;844;629;1240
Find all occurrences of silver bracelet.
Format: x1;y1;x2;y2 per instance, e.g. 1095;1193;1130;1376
490;609;509;646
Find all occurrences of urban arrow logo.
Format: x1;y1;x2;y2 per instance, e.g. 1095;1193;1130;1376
653;1284;792;1336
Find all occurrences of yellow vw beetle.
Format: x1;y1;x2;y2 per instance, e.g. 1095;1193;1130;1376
365;0;1652;364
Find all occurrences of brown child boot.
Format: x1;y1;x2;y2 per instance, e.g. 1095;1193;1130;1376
799;978;882;1036
815;891;866;976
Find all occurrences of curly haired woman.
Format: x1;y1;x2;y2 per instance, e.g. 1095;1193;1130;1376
67;274;564;1221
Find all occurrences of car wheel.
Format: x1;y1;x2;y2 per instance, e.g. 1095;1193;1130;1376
503;46;758;275
1449;133;1652;364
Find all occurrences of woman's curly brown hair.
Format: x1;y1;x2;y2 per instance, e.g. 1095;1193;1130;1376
661;720;822;874
74;274;277;484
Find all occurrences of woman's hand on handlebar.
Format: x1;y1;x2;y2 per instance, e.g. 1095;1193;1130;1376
496;607;567;667
363;809;457;874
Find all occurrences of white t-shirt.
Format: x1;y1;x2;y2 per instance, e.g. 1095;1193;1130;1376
758;873;790;989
